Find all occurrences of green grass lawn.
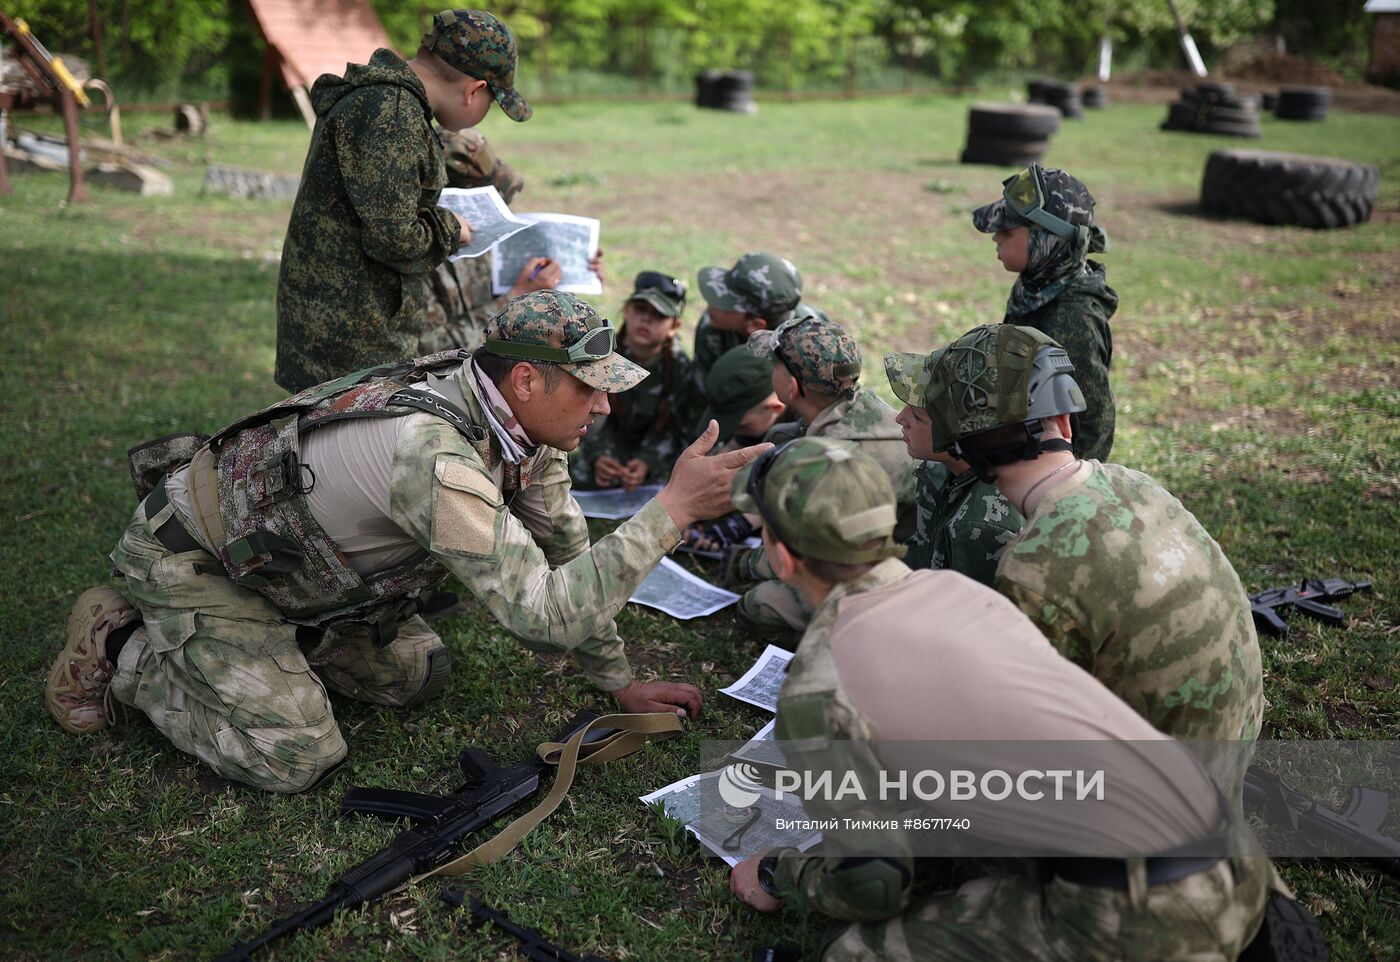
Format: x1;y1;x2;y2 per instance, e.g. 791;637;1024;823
2;92;1398;960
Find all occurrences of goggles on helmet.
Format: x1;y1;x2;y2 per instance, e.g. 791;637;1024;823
1002;165;1079;240
485;320;617;364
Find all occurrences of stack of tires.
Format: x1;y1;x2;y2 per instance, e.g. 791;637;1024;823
1275;86;1330;121
695;70;755;114
1162;82;1261;137
962;103;1061;167
1027;80;1083;118
1082;86;1109;109
1200;149;1378;229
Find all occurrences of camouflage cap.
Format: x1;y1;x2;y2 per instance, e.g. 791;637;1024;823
883;347;946;409
698;345;778;443
921;324;1085;451
748;311;861;397
731;437;906;565
971;165;1096;233
626;271;686;318
440;128;525;203
426;10;532;122
484;290;647;393
697;252;802;322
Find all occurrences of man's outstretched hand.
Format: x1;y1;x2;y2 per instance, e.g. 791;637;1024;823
614;680;702;718
655;420;771;532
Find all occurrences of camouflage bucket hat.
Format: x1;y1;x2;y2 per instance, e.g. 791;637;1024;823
971;164;1096;234
922;324;1080;451
748;311;861;397
427;10;532;122
698;345;777;443
484;290;647;392
883;347;946;408
697;252;802;322
732;437;906;565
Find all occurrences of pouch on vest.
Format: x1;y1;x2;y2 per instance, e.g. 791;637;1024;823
127;433;208;500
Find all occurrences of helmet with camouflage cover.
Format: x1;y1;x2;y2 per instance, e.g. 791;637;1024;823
748;309;861;398
697;252;803;323
920;325;1085;478
731;436;906;565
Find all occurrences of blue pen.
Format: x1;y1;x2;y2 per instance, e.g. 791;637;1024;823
527;261;547;282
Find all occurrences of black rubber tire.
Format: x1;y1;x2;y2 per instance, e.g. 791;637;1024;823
1200;148;1379;228
1027;80;1053;104
1238;896;1330;962
1277;86;1330;121
1047;94;1084;119
1261;92;1279;111
1280;84;1332;104
964;133;1050;156
712;71;755;113
695;71;719;108
960;143;1048;167
1082;86;1108;108
968;102;1061;139
1194;80;1236;98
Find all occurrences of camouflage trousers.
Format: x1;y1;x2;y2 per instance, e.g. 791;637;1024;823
821;857;1271;962
739;579;813;632
108;504;450;793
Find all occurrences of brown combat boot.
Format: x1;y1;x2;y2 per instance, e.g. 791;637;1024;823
45;587;139;734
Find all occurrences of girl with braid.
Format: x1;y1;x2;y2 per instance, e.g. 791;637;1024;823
571;272;699;490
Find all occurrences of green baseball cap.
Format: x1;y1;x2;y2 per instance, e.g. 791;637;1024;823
749;311;861;397
731;437;906;565
483;290;647;392
921;324;1084;451
626;271;687;318
698;345;777;443
883;347;946;409
697;252;802;322
425;10;532;122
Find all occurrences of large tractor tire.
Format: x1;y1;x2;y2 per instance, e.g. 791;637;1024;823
1200;149;1378;229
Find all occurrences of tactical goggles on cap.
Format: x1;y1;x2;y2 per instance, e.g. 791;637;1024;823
1002;165;1079;240
632;271;686;306
484;320;617;364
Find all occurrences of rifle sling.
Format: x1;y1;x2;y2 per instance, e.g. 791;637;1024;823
409;712;683;885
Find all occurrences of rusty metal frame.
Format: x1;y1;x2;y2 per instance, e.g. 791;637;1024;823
0;10;89;203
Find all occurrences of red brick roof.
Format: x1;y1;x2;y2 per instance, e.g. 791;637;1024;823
246;0;394;89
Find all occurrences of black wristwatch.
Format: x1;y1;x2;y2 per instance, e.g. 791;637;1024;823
757;848;794;898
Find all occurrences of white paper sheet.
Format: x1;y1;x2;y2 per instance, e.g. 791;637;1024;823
439;186;534;260
571;483;664;520
719;644;793;713
640;769;822;867
491;213;602;296
629;558;740;620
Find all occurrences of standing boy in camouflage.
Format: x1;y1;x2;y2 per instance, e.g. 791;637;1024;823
47;291;767;793
972;164;1117;461
726;437;1275;962
884;347;1022;586
276;10;532;392
920;323;1264;798
722;312;915;631
691;252;826;391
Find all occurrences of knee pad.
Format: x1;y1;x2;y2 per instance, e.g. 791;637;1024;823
403;645;453;708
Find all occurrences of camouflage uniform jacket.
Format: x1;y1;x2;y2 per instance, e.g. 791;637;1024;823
691;301;828;392
799;389;917;541
275;49;462;392
420;128;526;355
571;343;698;488
995;460;1264;746
903;460;1023;586
1004;261;1117;462
772;557;916;919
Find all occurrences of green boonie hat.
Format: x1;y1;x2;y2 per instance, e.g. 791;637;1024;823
731;437;906;565
698;345;776;443
697;252;802;322
884;347;946;409
426;10;532;122
922;324;1084;451
484;290;647;393
748;311;861;397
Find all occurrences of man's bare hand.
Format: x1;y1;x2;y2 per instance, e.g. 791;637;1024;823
655;421;771;531
613;680;702;718
456;217;473;248
594;455;625;487
731;853;783;913
588;248;605;284
509;257;561;297
620;458;649;491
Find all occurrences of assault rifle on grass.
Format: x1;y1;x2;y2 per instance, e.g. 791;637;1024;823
1244;767;1400;879
1247;577;1371;638
214;710;679;962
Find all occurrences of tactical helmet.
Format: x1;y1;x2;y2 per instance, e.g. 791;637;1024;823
922;324;1085;479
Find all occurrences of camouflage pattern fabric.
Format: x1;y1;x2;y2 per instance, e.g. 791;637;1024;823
571;343;698;488
1003;261;1118;462
691;300;830;391
697;252;803;321
996;461;1264;799
421;127;524;354
275;49;461;392
971;165;1098;234
903;460;1023;586
425;10;531;122
486;290;648;392
748;312;860;398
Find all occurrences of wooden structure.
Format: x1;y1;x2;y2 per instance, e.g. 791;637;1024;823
0;10;89;202
1364;0;1400;85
